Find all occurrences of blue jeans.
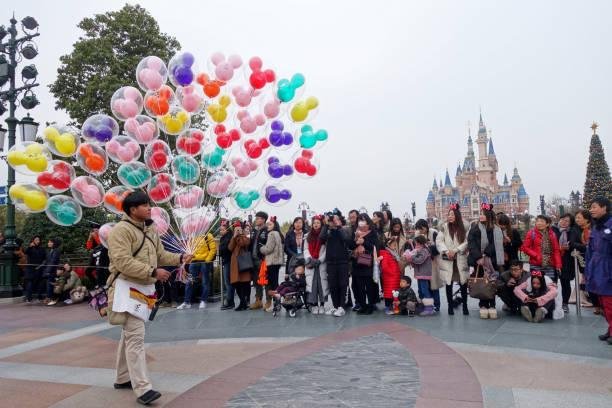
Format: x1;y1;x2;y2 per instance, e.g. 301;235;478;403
184;263;211;303
222;262;235;305
417;279;432;299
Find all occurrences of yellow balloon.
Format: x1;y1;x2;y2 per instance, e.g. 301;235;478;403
23;191;47;212
306;97;319;110
9;185;27;199
176;110;189;123
26;156;48;173
56;134;77;155
207;105;227;123
165;118;182;134
7;151;26;166
219;95;231;108
291;103;308;122
43;127;60;142
25;143;44;155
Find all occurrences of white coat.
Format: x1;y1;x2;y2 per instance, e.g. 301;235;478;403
436;221;470;285
303;234;328;297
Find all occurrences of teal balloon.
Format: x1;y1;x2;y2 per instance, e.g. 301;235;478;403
119;165;151;188
277;73;305;103
234;190;260;210
202;147;225;170
177;159;199;183
299;125;328;149
49;201;79;225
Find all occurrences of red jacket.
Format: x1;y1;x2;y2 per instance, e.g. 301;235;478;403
520;228;562;269
379;249;401;299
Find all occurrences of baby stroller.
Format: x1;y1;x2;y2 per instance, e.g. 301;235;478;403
272;286;306;317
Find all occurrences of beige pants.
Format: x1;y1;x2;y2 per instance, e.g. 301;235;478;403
115;313;152;397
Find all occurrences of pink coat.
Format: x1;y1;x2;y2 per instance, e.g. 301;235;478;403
513;279;558;307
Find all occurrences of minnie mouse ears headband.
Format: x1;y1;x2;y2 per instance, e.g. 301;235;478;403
531;270;543;278
481;203;494;211
449;203;460;211
312;214;324;221
270;216;277;223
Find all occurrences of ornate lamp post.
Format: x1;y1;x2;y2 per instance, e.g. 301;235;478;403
0;14;40;297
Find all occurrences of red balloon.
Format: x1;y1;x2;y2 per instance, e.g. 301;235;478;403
264;69;275;83
149;151;167;170
183;138;201;155
216;134;232;149
250;72;266;89
229;129;240;141
191;130;205;141
52;173;71;189
302;150;314;159
37;172;52;185
306;165;317;177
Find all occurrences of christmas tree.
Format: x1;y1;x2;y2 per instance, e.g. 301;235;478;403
583;122;612;207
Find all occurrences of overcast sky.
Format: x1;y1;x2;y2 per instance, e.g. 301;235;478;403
2;0;611;222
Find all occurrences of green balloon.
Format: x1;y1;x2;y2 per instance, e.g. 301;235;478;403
51;201;78;225
178;160;198;183
203;147;225;169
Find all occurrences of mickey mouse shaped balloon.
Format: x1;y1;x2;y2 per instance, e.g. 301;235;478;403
196;72;225;99
37;160;75;194
82;114;120;145
293;149;319;178
105;136;141;164
136;56;168;92
9;183;48;213
247;56;275;90
124;115;159;144
150;207;170;236
76;143;109;176
231;186;261;210
70;176;105;208
176;128;206;156
144;140;173;172
290;96;319;124
111;86;144;121
104;186;132;215
7;142;51;175
144;85;176;117
266;156;294;180
147;173;176;204
263;182;292;206
171;155;201;184
268;120;294;150
42;125;80;157
297;124;328;149
168;51;197;87
117;162;152;189
45;195;83;226
206;171;235;199
276;73;305;103
209;52;243;82
174;185;204;209
98;222;116;248
176;84;205;114
157;105;191;135
206;95;232;124
214;124;241;150
230;156;258;179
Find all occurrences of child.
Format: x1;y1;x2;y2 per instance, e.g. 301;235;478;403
397;275;418;316
273;258;307;300
497;260;529;314
49;264;82;306
378;248;402;315
404;235;435;316
514;270;558;323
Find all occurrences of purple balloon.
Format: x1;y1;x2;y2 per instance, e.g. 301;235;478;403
283;165;294;176
280;189;292;200
95;125;113;142
271;120;283;132
282;132;294;145
268;163;283;179
182;52;195;67
174;66;194;86
268;156;280;165
100;116;115;127
266;186;281;203
269;131;283;147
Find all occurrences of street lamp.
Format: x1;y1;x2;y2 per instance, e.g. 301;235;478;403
0;13;40;298
18;113;38;142
0;123;6;151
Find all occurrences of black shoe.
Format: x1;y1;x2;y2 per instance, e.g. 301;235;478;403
562;304;569;314
463;304;469;315
114;381;133;389
234;304;245;311
608;337;612;346
137;389;162;405
448;305;454;315
598;332;610;341
221;303;235;310
352;305;361;312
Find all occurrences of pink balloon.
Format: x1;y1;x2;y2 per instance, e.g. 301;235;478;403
231;157;258;178
125;118;138;133
182;93;201;112
121;99;139;118
232;86;254;107
117;147;134;162
127;141;140;154
136;122;156;143
147;56;163;71
123;87;141;101
153;218;169;235
141;69;163;90
264;99;280;119
106;139;120;155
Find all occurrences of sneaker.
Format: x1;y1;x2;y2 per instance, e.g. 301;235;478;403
310;306;319;315
479;308;489;319
47;300;58;306
199;301;206;309
265;305;274;312
325;307;336;315
352;304;361;312
385;308;395;316
520;306;533;322
176;302;191;310
220;303;235;310
488;308;497;320
533;307;546;323
114;381;133;389
408;310;416;317
598;332;610;341
562;304;569;314
64;299;73;305
333;307;345;317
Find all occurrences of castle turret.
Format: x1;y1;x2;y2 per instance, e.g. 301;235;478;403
476;113;489;170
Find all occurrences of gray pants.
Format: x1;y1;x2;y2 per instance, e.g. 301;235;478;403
308;266;326;305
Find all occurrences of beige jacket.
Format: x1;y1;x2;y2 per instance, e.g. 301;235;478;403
107;216;182;310
259;231;284;266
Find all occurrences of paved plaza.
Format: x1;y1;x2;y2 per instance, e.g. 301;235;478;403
0;293;611;408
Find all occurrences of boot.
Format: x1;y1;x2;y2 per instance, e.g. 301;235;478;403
460;284;469;315
264;299;272;312
250;297;263;310
419;298;435;316
446;285;454;315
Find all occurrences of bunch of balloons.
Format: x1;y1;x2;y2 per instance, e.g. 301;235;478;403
10;51;329;250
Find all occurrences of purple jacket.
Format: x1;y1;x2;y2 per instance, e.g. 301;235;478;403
585;215;612;296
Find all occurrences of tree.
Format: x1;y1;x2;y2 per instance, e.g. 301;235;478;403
583;123;612;207
49;4;181;125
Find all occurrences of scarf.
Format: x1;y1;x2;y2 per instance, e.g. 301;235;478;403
559;227;568;256
581;227;590;246
308;229;322;259
541;229;552;267
478;223;505;267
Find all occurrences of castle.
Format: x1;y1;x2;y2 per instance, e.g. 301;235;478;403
426;114;529;222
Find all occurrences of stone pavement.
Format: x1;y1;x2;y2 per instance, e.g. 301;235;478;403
0;295;611;407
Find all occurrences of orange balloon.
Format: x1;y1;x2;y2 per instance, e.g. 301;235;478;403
158;85;173;100
79;144;94;157
86;155;105;172
146;96;169;116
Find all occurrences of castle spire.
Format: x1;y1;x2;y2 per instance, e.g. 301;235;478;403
488;138;495;155
432;177;438;190
444;169;452;186
503;173;509;185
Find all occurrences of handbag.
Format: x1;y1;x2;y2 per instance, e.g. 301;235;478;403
237;251;254;272
468;265;497;300
357;253;373;267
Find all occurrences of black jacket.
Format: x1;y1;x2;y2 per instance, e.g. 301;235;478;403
349;230;379;277
502;228;523;269
250;227;268;261
43;247;61;278
555;225;581;280
219;232;232;264
398;286;417;305
467;224;498;268
320;225;352;264
25;245;46;266
284;229;305;270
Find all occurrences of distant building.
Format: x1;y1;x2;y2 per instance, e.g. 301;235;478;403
426;114;529;222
